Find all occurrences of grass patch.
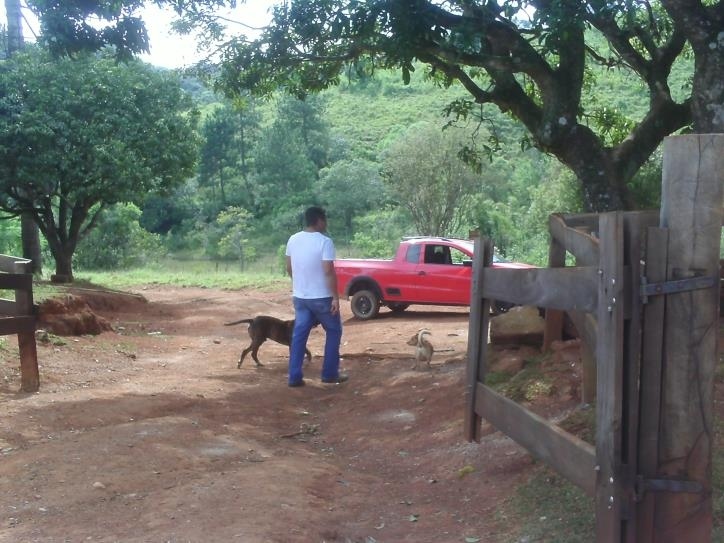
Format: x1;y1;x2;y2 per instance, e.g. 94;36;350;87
492;358;554;403
70;257;289;291
558;406;596;445
497;465;595;542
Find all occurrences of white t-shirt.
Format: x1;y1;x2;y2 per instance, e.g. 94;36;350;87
286;231;336;299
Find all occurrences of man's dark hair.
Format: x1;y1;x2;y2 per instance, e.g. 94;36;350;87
304;206;327;227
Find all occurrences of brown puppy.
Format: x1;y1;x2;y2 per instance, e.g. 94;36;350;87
406;329;433;370
225;316;312;368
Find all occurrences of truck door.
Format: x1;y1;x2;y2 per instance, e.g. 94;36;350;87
414;243;472;305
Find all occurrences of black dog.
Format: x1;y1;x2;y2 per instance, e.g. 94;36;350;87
225;316;312;368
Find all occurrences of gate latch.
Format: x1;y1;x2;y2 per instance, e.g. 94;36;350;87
640;275;716;304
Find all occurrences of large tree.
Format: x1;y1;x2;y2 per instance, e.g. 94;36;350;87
0;48;199;280
25;0;723;211
381;122;479;236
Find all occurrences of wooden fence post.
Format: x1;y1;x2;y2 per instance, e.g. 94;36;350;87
13;259;38;392
542;225;565;352
650;134;723;541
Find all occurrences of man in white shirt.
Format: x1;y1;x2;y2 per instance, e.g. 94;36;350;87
285;206;346;387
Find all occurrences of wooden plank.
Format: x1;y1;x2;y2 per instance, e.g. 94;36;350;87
652;134;722;541
481;266;598;312
0;254;31;274
0;315;35;335
549;214;600;266
0;298;20;316
569;309;598;405
475;382;596;496
636;227;669;543
13;278;34;315
18;330;39;392
0;273;32;291
542;230;566;351
558;212;600;230
464;237;493;442
620;211;646;541
595;212;625;541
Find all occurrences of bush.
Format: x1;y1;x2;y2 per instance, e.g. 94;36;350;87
75;204;165;270
0;217;22;255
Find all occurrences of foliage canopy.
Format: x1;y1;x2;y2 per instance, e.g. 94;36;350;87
0;47;199;279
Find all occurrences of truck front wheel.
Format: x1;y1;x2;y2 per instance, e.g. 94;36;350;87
350;290;380;320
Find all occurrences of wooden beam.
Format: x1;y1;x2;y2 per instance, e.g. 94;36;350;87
475;382;596;496
0;316;35;335
557;212;600;230
636;227;669;543
18;330;39;392
0;298;20;315
568;310;598;404
549;214;600;266
480;266;599;312
595;212;626;541
0;273;32;290
0;254;31;274
465;237;494;442
652;134;723;541
542;231;566;351
619;210;648;541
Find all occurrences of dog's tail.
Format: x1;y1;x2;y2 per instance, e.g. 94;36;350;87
417;328;431;342
224;318;254;327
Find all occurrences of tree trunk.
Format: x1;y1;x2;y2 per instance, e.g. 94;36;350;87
20;213;42;275
51;249;74;283
6;0;43;275
5;0;23;52
691;41;724;133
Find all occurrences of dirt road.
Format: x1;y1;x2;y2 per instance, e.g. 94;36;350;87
0;285;577;542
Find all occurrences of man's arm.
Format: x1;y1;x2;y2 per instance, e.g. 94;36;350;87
322;260;340;314
286;255;293;278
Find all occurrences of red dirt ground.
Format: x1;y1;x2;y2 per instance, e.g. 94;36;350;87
0;285;718;542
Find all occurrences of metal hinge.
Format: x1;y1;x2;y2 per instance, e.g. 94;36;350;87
634;476;704;502
640;275;717;304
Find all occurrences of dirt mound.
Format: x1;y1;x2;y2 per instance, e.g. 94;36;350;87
63;286;148;313
37;294;113;335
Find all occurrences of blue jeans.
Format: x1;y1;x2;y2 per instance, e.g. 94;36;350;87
289;297;343;385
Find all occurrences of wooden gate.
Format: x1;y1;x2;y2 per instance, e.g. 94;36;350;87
464;134;722;541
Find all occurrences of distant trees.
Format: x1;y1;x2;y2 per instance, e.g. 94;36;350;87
0;48;198;280
381;123;478;237
315;158;385;239
198;102;260;214
251;96;329;219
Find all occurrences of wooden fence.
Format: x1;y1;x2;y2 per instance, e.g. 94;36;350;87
464;134;722;541
0;254;38;392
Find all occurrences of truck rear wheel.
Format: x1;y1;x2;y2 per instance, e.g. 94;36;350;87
350;290;380;320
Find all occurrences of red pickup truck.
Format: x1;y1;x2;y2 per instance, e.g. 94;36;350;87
334;237;531;319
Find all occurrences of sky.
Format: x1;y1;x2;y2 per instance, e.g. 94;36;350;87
137;2;274;68
2;1;275;69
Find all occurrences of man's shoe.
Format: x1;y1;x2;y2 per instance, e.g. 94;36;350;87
321;373;349;384
288;379;306;388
